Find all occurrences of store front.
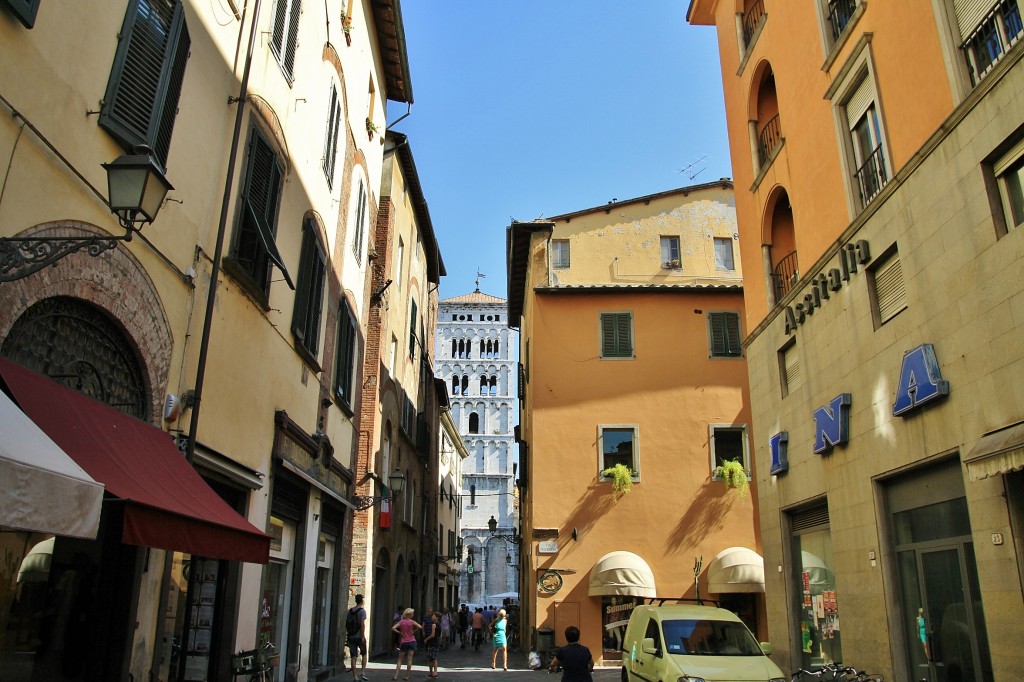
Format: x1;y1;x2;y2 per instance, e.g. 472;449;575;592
707;546;765;638
588;551;655;663
788;503;842;670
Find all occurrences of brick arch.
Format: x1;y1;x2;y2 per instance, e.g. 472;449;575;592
0;221;174;420
303;209;330;249
322;43;352;124
247;94;292;175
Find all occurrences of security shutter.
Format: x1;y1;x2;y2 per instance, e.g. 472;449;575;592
100;0;190;169
952;0;996;37
791;503;830;533
271;476;306;521
874;251;907;323
845;74;875;129
600;312;632;358
709;312;742;357
783;342;801;391
3;0;41;28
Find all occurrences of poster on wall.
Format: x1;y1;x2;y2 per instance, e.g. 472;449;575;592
601;596;638;662
183;558;219;681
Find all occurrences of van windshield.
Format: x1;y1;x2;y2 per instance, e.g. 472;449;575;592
662;619;762;656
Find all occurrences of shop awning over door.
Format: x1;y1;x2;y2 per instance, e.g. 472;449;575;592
707;546;765;594
963;420;1024;481
0;389;103;538
0;358;270;564
588;551;657;597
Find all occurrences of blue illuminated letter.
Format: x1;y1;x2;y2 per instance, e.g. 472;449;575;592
813;393;851;454
769;431;789;475
892;344;949;417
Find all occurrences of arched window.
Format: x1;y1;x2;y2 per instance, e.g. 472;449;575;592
479;376;487;394
469;412;480;434
494;340;500;357
479;339;485;357
451;339;457;358
452;376;460;395
489;376;498;396
470;485;476;504
461;375;469;394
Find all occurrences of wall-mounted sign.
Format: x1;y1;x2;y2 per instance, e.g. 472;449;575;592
784;240;871;335
813;394;851;454
892;344;949;417
538;570;563;594
538;540;559;554
769;431;789;475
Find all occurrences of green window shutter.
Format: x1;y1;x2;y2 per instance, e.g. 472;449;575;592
100;0;189;169
271;0;301;80
322;85;341;187
335;301;357;405
710;312;742;357
235;130;293;292
292;219;326;356
601;313;632;358
3;0;41;28
409;300;418;358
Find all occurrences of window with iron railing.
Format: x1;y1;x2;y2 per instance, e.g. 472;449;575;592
742;0;766;49
828;0;859;41
771;250;799;302
854;144;888;207
960;0;1024;85
758;114;782;168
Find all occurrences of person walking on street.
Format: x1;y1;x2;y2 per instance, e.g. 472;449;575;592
440;609;451;650
424;611;441;678
458;605;469;648
345;594;369;681
391;608;423;681
490;608;508;671
471;608;485;651
549;626;594;681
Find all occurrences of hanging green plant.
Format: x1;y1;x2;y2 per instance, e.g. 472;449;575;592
601;463;636;495
713;459;749;496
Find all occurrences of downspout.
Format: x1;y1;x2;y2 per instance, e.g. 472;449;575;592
184;0;263;465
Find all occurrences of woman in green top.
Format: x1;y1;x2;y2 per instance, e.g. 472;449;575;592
490;609;508;671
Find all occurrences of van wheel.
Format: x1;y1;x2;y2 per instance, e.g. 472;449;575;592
620;666;628;682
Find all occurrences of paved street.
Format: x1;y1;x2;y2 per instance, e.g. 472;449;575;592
326;642;621;682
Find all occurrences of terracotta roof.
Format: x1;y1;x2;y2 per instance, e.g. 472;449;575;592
440;291;507;304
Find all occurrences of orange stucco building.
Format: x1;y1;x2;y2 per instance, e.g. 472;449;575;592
506;181;767;665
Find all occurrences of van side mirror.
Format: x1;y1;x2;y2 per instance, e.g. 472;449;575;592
760;642;773;656
641;637;660;656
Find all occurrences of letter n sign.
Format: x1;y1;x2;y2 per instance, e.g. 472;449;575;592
892;344;949;417
813;394;852;454
769;431;789;475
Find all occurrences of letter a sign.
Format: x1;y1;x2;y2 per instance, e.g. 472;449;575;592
892;344;949;417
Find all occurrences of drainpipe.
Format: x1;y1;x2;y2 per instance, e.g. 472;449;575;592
184;0;262;465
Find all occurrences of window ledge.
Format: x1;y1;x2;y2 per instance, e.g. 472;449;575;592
750;138;785;193
736;14;767;77
291;334;323;374
221;257;271;311
821;2;867;73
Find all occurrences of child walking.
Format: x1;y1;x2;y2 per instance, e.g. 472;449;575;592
424;611;441;678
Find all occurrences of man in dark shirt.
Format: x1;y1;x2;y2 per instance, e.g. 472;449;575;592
549;626;594;681
458;605;469;648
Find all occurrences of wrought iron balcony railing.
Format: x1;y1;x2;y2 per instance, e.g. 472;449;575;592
854;144;888;207
771;250;799;303
742;0;766;48
828;0;858;41
758;114;782;168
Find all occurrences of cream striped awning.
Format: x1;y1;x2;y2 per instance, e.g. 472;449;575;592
964;420;1024;481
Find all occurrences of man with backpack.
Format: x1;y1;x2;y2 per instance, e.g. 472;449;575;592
345;594;368;681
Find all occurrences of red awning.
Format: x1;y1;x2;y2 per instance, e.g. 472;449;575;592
0;358;269;564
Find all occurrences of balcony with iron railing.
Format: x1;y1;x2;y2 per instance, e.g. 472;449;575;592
962;0;1024;85
828;0;858;41
742;0;766;49
758;114;782;168
854;144;888;207
771;250;799;303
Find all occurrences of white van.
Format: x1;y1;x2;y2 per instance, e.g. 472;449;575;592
621;603;785;682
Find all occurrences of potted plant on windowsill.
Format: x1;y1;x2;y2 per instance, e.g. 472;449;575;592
340;10;353;45
663;258;681;269
712;459;749;496
601;463;636;496
366;117;379;140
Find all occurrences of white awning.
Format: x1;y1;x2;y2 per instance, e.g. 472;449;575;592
0;390;103;538
588;551;657;598
707;546;765;593
964;421;1024;481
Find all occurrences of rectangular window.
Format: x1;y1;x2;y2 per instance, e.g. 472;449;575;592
661;236;681;268
389;335;398;376
790;504;842;671
2;0;41;28
714;237;735;270
780;338;800;397
322;84;342;188
708;311;742;357
599;426;639;478
351;178;367;262
826;0;859;41
600;312;633;358
271;0;302;82
396;237;405;287
994;136;1024;232
710;425;748;473
99;0;190;169
291;218;327;361
870;248;907;326
408;300;418;359
230;127;293;297
845;75;888;208
957;0;1024;85
334;300;357;408
552;239;570;268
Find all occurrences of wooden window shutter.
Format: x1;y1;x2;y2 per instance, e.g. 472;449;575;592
601;313;631;357
323;85;341;186
3;0;41;28
271;0;301;79
292;219;325;355
100;0;189;169
236;130;293;291
709;312;741;357
409;300;418;358
874;251;907;323
334;301;356;405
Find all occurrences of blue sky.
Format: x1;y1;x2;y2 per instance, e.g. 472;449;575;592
391;1;733;301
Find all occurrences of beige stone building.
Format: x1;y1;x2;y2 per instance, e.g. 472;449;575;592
688;0;1024;679
0;1;423;681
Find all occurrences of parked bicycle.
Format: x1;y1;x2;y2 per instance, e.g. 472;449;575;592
232;641;279;682
791;662;883;682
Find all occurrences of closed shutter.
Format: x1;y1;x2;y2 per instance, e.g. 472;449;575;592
323;85;341;186
783;342;801;391
845;74;875;129
271;476;306;521
283;0;302;76
3;0;41;29
239;131;294;289
100;0;189;169
334;301;356;404
874;251;907;323
952;0;996;37
601;312;632;357
271;0;288;66
292;219;325;355
709;312;742;357
791;503;830;533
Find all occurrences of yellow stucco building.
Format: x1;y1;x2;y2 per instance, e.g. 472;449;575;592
688;0;1024;679
507;181;766;665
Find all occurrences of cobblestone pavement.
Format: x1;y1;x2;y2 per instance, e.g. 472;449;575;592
326;641;621;682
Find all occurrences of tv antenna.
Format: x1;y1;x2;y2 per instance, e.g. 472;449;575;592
677;154;709;181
